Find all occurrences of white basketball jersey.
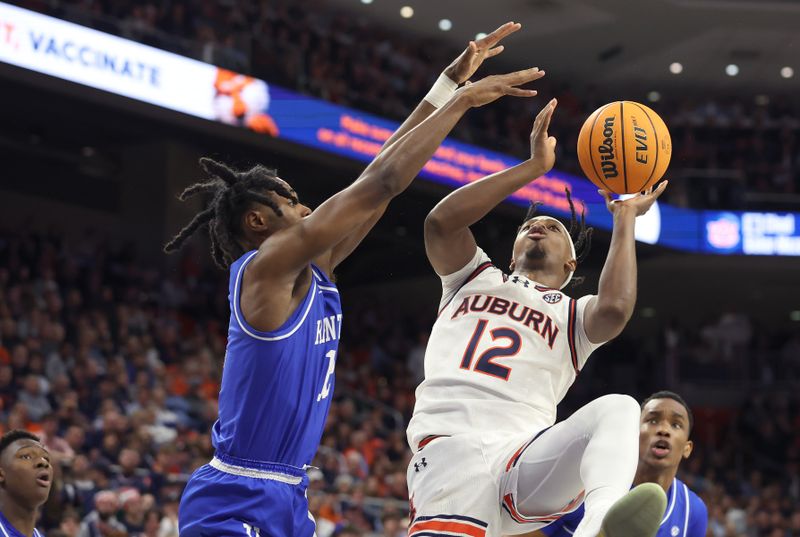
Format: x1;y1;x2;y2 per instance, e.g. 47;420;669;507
407;247;605;450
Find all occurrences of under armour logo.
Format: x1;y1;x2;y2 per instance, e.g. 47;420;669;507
414;458;428;472
511;276;530;287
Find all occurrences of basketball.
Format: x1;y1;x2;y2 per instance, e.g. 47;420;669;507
577;101;671;194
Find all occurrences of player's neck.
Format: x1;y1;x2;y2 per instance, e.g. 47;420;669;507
514;269;562;290
633;465;677;494
0;496;37;537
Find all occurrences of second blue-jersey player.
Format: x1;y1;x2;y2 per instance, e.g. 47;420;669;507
532;391;708;537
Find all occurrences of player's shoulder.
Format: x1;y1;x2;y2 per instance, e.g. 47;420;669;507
230;249;259;272
676;478;707;517
443;247;504;288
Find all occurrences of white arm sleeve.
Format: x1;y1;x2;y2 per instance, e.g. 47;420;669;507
438;247;492;311
575;294;606;370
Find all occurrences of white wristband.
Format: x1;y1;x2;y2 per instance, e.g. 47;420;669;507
424;73;458;108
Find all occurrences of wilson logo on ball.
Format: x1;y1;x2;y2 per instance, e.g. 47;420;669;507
598;116;618;180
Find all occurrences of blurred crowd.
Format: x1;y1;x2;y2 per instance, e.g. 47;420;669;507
12;0;800;210
0;228;798;536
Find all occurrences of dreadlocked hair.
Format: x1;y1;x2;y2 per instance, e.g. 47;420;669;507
518;188;593;288
163;157;295;269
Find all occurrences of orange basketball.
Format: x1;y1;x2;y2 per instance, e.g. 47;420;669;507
577;101;671;194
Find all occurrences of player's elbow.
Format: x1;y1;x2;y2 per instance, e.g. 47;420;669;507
424;211;444;233
424;210;453;238
371;162;406;199
353;165;403;206
596;300;633;332
586;304;630;343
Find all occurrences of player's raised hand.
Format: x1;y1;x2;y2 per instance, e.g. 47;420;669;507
456;67;544;108
529;98;558;175
443;22;521;84
599;180;669;217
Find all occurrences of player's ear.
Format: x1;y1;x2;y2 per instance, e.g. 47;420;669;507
565;258;577;273
243;206;269;233
0;467;5;485
682;439;693;460
509;257;515;272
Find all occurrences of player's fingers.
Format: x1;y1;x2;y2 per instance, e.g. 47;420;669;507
531;101;550;133
540;98;557;135
652;180;669;198
505;88;538;98
483;21;520;46
486;45;505;58
598;189;614;205
502;67;543;86
531;99;555;136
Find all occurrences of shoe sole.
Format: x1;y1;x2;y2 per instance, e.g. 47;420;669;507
600;483;667;537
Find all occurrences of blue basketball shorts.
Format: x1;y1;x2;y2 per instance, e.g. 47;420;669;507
179;453;316;537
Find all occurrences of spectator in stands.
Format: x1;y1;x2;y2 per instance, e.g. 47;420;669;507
78;490;126;537
18;375;51;422
118;489;146;535
40;415;74;461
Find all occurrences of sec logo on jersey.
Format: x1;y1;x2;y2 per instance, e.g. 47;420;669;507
542;292;562;304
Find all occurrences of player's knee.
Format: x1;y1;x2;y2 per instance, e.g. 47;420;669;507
596;393;639;423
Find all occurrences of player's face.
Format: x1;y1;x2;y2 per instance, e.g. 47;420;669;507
639;399;693;471
261;180;312;231
275;178;312;222
511;217;573;272
0;439;53;508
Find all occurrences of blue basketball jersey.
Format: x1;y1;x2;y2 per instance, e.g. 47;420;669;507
0;512;44;537
542;478;708;537
212;250;343;467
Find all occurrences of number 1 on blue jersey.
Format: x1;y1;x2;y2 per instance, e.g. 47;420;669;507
316;349;336;402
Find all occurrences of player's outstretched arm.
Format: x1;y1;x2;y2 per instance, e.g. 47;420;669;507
583;181;668;343
325;22;522;271
252;67;544;280
380;22;521;153
425;98;556;275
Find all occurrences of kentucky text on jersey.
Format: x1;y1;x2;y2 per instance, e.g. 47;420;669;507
314;314;343;345
450;293;559;349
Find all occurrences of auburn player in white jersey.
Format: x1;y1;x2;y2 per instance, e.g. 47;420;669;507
406;98;670;537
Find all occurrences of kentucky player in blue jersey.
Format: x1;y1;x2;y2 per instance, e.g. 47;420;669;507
0;431;52;537
524;391;708;537
165;22;545;536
